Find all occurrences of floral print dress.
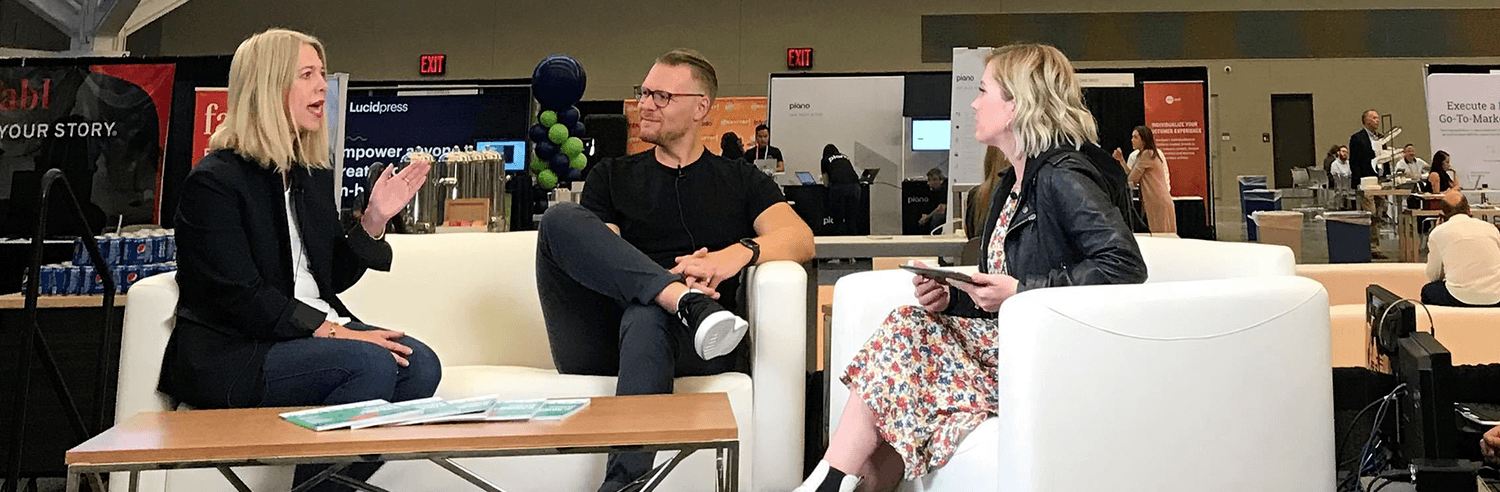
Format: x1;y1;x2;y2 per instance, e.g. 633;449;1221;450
840;184;1023;479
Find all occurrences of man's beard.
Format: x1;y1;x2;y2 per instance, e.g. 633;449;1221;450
642;126;689;148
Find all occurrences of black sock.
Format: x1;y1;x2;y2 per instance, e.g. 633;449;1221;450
816;465;849;492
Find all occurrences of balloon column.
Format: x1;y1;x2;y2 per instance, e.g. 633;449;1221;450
528;55;588;189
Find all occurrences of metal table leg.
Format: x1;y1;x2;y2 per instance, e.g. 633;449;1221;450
64;471;80;492
128;470;139;492
215;466;253;492
430;458;510;492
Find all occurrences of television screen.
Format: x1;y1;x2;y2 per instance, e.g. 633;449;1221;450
912;119;951;151
476;140;527;171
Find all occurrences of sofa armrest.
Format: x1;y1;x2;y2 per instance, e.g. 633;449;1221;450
746;260;806;492
111;272;180;492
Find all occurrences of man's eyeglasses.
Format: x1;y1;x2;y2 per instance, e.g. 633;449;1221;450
638;88;705;107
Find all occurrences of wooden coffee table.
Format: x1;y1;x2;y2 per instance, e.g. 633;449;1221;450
66;393;739;492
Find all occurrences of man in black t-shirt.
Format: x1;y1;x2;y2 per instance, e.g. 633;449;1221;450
535;49;815;492
820;143;862;235
917;167;948;234
747;123;785;172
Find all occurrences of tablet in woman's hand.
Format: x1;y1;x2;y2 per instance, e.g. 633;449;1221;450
899;264;975;284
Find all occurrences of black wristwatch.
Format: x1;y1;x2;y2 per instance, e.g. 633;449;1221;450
738;238;761;266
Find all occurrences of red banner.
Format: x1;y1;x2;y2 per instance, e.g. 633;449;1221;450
1142;82;1208;200
89;64;176;220
192;88;228;164
624;96;768;156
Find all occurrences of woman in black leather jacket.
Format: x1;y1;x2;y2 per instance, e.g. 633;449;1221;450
794;44;1147;492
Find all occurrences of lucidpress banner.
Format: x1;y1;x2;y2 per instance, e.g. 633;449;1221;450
0;63;175;230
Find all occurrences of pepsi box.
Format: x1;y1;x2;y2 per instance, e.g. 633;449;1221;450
117;264;142;293
122;236;149;265
40;265;63;295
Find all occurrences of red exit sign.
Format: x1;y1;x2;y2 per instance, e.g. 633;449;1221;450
419;54;446;75
787;47;813;70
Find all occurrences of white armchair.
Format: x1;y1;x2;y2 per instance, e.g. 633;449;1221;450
829;238;1333;491
112;231;806;492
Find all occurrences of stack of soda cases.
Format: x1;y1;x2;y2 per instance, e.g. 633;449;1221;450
31;230;177;295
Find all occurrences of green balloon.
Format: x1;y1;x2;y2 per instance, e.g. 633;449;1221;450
548;124;569;144
570;152;587;170
539;110;558;127
561;137;584;157
530;156;548;172
537;169;559;188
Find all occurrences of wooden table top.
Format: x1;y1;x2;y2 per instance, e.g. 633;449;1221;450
0;294;124;310
67;393;737;467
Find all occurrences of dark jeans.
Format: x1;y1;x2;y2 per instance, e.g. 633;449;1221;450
261;321;442;492
1421;280;1500;308
536;202;742;491
827;184;861;236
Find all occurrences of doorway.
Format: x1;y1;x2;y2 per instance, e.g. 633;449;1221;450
1271;94;1315;189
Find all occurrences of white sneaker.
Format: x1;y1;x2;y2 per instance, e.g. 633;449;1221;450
791;460;860;492
677;292;749;360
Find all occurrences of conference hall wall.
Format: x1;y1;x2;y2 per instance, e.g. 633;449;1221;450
142;2;1500;231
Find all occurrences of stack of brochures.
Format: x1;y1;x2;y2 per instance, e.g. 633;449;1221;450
279;396;592;431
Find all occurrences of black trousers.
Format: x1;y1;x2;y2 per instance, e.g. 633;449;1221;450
535;202;741;489
1421;280;1500;308
827;184;861;236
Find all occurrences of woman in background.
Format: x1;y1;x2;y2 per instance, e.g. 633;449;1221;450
1429;150;1457;193
964;146;1008;240
720;131;745;162
1123;125;1175;233
159;28;440;492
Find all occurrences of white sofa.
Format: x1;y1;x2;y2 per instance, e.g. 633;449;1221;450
112;231;807;492
830;237;1334;491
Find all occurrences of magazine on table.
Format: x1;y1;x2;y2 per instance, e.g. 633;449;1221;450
280;396;593;430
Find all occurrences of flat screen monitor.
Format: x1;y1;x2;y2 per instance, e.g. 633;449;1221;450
476;140;527;172
911;119;951;151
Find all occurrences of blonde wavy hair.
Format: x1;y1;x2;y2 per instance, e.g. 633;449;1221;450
209;28;329;172
984;44;1098;158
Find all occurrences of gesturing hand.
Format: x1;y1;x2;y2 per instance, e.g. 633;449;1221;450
950;272;1019;313
363;159;432;233
671;246;753;299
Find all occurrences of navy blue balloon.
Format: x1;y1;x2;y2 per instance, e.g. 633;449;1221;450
532;55;587;110
559;107;581;126
569;121;587;138
534;141;559;160
549;152;572;173
529;124;549;144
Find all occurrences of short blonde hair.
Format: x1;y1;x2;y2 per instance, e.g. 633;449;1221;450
210;28;329;172
655;48;718;104
985;44;1098;158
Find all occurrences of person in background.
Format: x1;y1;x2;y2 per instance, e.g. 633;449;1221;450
719;131;745;162
1328;145;1352;188
534;49;815;492
965;146;1009;240
1429;150;1458;193
916;168;948;234
1322;144;1342;170
1422;189;1500;307
793;43;1145;492
747;123;785;173
159;29;441;492
1350;109;1392;259
1394;144;1428;179
1122;125;1175;234
821;144;862;235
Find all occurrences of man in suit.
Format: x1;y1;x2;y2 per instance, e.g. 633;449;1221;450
1350;109;1390;259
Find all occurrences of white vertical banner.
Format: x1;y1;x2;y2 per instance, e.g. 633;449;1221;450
950;47;991;187
327;73;350;208
1425;72;1500;189
769;76;906;234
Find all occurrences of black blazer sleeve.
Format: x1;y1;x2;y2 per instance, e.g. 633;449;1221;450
329;217;392;294
175;167;324;340
1016;165;1146;292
